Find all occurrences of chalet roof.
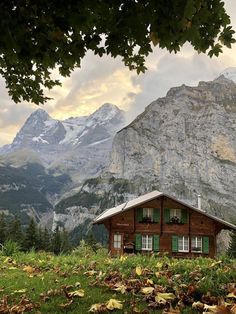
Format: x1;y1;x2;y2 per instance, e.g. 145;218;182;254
93;190;236;231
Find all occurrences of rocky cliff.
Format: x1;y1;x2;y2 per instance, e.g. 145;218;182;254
54;74;236;240
109;75;236;220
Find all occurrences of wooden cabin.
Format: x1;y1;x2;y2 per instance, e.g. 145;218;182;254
94;191;236;258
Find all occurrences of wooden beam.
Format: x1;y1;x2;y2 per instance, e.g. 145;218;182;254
160;196;164;235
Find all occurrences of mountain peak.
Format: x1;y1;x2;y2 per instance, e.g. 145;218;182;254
29;108;51;121
88;103;123;124
219;67;236;83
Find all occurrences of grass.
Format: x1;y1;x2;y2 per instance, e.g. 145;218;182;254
0;247;235;313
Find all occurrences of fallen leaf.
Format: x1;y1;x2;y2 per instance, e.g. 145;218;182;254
141;287;154;295
114;283;127;294
23;266;35;274
12;289;27;294
68;289;85;298
136;266;142;276
226;292;236;299
210;261;222;268
192;301;204;310
89;303;106;312
58;299;73;308
106;299;123;310
155;293;175;305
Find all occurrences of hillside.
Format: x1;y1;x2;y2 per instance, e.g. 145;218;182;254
0;163;71;224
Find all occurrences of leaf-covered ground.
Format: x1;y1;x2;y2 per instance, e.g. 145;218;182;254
0;247;235;313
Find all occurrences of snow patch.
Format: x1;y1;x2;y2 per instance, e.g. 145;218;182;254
32;136;49;144
88;137;111;146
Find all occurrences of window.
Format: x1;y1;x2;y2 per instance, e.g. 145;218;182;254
142;235;153;251
143;208;153;222
114;234;122;249
178;236;189;252
170;208;181;223
191;236;202;253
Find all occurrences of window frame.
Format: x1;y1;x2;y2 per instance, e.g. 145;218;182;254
142;208;154;222
141;234;153;251
113;234;122;249
170;208;182;220
178;235;189;252
191;236;202;253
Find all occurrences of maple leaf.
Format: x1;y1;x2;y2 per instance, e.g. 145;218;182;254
106;299;123;310
155;293;176;305
141;287;154;295
113;283;127;294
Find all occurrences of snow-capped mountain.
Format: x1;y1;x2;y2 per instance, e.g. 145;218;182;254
0;103;125;182
220;67;236;83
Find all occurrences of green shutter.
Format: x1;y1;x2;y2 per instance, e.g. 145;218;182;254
135;234;142;251
172;235;178;252
181;209;188;224
153;235;160;252
153;208;160;223
164;208;170;223
203;236;209;254
136;208;143;223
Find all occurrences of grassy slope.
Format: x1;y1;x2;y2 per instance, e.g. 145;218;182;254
0;249;235;313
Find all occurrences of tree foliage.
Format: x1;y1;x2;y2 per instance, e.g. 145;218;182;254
227;231;236;258
0;0;235;104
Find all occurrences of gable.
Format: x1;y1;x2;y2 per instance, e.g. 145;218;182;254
94;191;236;231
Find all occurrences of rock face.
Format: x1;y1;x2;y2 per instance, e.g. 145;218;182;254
109;75;236;220
52;74;236;241
0;103;125;182
0;163;71;225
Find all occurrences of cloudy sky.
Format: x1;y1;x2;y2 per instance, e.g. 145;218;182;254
0;0;236;146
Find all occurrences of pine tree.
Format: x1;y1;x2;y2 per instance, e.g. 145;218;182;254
51;226;62;255
0;213;7;244
37;227;43;250
24;218;38;251
86;231;97;252
227;231;236;258
7;215;23;246
42;228;51;252
61;229;71;253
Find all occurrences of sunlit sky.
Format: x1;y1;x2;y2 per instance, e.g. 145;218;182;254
0;0;236;146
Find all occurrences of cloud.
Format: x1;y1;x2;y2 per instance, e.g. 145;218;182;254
0;1;236;146
125;44;236;122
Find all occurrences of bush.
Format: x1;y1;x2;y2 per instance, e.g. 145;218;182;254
1;240;21;256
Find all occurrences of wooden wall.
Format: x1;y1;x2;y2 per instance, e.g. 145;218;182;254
103;196;219;258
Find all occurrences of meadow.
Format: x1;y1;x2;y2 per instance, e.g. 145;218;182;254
0;242;235;314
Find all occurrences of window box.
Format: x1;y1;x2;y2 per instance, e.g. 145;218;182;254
191;237;203;253
168;216;182;224
142;216;153;223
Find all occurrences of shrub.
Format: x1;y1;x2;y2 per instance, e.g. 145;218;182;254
1;240;20;256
